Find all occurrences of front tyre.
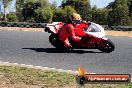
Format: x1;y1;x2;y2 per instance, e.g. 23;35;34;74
98;39;115;53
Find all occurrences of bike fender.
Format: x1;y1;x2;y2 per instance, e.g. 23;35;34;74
102;36;108;40
44;26;58;34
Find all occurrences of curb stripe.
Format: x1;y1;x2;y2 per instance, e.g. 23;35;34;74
0;61;78;74
0;61;96;74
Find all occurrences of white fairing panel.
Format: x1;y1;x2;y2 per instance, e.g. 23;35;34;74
46;22;63;33
85;22;105;38
47;26;57;33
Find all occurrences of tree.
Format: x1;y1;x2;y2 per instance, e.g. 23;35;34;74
61;0;92;20
53;6;75;22
127;0;132;19
7;13;17;22
50;0;57;14
92;7;108;25
52;8;65;22
108;0;131;26
16;0;26;21
22;1;36;21
74;0;92;20
21;0;49;22
64;6;75;19
35;7;53;23
106;1;114;9
0;0;12;21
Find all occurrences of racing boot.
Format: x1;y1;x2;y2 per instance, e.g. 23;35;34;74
65;46;73;53
63;39;73;52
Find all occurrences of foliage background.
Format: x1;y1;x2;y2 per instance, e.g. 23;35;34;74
0;0;132;26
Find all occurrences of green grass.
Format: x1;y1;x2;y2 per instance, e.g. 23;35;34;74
0;65;132;88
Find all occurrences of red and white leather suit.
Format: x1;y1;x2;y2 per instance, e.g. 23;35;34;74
59;23;89;48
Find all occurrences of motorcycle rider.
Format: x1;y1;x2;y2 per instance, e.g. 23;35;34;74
59;13;90;51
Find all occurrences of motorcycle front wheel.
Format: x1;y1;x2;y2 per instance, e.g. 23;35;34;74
98;39;115;53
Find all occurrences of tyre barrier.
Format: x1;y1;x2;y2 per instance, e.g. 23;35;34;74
0;22;132;31
0;22;46;28
102;25;132;31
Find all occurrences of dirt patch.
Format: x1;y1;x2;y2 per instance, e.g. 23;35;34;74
0;27;43;32
105;30;132;37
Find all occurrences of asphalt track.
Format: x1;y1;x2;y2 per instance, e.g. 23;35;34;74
0;30;132;74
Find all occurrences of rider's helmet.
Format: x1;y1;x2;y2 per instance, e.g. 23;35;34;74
70;13;82;25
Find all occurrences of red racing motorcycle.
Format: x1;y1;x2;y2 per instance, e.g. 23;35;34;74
44;22;115;53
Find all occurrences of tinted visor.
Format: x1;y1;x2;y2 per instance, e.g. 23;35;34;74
73;20;81;24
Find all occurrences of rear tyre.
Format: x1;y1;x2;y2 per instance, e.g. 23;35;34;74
98;39;115;53
49;34;60;48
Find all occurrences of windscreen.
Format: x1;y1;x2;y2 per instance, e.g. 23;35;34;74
88;24;101;32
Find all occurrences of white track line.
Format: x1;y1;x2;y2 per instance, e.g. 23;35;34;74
7;29;13;30
23;30;30;31
0;61;96;74
113;35;119;36
0;61;80;74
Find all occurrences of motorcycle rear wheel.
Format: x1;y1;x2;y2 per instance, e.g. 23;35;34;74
49;34;61;48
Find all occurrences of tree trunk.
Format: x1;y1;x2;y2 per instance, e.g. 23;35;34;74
4;8;7;22
3;0;7;22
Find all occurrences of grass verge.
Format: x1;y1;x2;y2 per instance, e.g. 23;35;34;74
0;65;132;88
